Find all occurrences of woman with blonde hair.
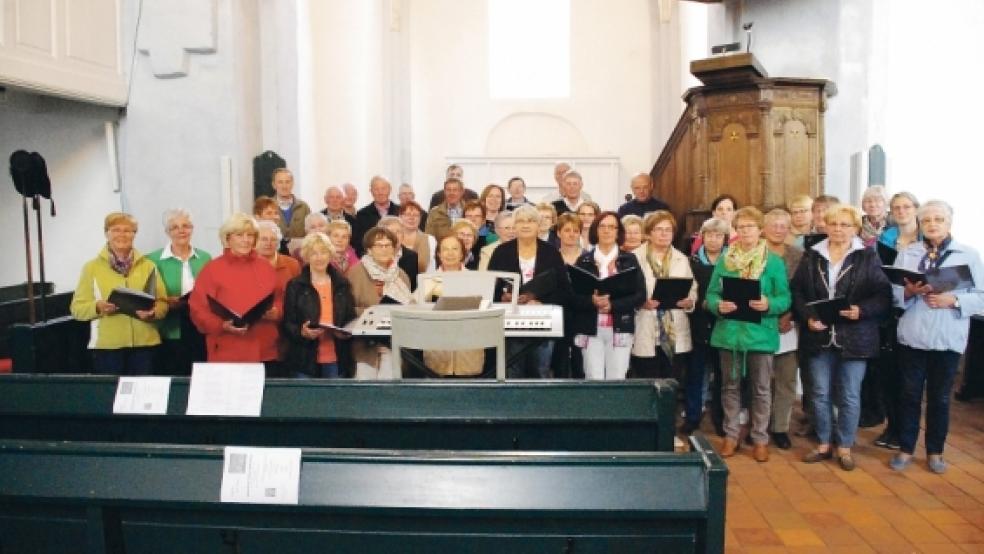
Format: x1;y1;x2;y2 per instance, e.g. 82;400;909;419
71;212;168;374
282;232;356;378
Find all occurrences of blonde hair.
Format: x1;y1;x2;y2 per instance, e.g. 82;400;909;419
787;194;813;211
300;231;335;261
764;208;792;226
104;212;138;233
823;204;862;229
326;220;352;237
642;210;676;235
218;213;259;247
733;206;764;229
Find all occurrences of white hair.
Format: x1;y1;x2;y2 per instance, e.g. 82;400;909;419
256;219;282;242
304;212;328;233
917;200;954;223
162;208;192;232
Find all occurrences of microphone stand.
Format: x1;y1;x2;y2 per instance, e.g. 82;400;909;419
21;194;36;324
33;194;47;322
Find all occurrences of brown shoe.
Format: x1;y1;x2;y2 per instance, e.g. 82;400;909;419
720;438;738;458
753;444;769;462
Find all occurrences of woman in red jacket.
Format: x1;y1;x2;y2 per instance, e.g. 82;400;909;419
189;213;281;368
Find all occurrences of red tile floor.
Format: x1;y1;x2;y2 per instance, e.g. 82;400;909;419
691;396;984;553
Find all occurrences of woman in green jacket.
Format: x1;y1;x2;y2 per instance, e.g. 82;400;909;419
147;209;212;375
705;207;791;462
70;212;169;375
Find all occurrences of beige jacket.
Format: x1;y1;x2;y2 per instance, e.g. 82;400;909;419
631;244;698;357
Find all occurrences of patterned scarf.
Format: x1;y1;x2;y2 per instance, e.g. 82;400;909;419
361;254;412;304
860;214;887;247
647;247;676;359
919;235;953;272
724;239;769;279
107;247;134;276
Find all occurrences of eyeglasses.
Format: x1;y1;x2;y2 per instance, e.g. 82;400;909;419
736;224;759;230
597;223;619;230
168;224;194;232
372;242;394;249
827;222;856;229
920;216;947;225
652;226;674;233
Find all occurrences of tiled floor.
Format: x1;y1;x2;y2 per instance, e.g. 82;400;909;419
698;396;984;553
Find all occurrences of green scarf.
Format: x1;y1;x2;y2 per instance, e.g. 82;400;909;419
724;239;768;279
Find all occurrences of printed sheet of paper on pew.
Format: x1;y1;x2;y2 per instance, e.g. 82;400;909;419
186;363;265;417
112;376;171;415
221;446;302;505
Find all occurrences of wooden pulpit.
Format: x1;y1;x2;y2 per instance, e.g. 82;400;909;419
650;53;836;238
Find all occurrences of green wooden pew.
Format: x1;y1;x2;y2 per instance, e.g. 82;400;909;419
0;374;677;452
0;435;728;553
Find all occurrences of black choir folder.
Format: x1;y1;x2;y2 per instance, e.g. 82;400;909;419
802;233;827;250
312;321;352;337
805;297;849;325
882;265;975;293
651;278;693;307
208;293;274;327
567;265;639;297
107;270;158;318
720;276;761;324
519;267;559;300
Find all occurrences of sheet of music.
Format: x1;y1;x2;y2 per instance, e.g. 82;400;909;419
112;376;171;415
186;363;265;417
220;446;302;505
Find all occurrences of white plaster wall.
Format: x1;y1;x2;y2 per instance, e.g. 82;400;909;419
407;0;656;203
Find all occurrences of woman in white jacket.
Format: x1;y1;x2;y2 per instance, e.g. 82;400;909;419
631;210;698;378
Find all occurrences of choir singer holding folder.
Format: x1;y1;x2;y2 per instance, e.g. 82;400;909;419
889;200;984;475
189;213;280;365
71;212;168;375
790;204;891;471
705;207;790;462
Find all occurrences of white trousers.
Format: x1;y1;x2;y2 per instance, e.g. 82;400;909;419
355;349;394;380
581;327;632;380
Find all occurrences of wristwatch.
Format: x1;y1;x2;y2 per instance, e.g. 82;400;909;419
954;298;961;310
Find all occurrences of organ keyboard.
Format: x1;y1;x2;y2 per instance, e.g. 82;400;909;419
347;304;563;338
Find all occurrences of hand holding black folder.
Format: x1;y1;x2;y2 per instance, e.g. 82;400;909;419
106;270;159;318
720;276;762;323
651;277;693;308
805;297;849;326
208;293;274;328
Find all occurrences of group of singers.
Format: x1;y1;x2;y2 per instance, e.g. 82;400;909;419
70;163;984;474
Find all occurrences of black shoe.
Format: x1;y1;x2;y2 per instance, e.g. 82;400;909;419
858;414;883;428
771;432;792;450
873;430;900;450
679;421;699;435
713;423;726;437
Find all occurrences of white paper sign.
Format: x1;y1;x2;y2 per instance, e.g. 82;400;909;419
777;326;798;354
220;446;302;505
186;363;265;417
112;376;171;415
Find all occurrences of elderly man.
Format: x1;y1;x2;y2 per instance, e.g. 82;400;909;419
551;170;587;216
378;216;420;291
354;176;400;255
342;183;358;216
399;183;427;230
429;164;478;208
617;173;670;218
271;168;312;239
478;211;517;270
321;186;358;229
425;177;467;240
541;161;592;203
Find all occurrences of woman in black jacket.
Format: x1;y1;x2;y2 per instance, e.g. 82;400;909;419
488;205;570;378
282;232;357;378
569;211;646;380
791;205;892;470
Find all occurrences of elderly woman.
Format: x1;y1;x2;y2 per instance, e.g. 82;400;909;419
791;205;891;470
189;213;280;364
147;209;212;375
859;185;890;247
347;227;413;379
254;195;289;254
378;215;419;290
326;220;360;274
480;184;507;241
576;201;601;248
536;202;560;248
399;200;437;273
71;212;168;375
631;211;697;380
706;207;791;462
282;232;356;378
286;212;330;260
569;212;646;380
505;177;532;211
453;219;481;270
463;200;488;245
487;205;569;378
621;214;645;252
256;220;301;375
685;217;730;435
889;200;984;474
762;209;803;450
691;194;739;255
413;234;485;377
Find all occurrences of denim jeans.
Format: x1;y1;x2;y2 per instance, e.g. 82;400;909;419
685;344;714;425
897;345;961;455
809;349;867;448
506;339;554;379
295;363;340;379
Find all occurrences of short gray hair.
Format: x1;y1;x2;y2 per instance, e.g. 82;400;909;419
512;204;541;225
162;208;192;232
621;214;644;229
917;200;953;223
377;215;403;231
700;217;731;237
304;212;328;233
256;219;282;242
494;210;515;227
862;185;888;203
